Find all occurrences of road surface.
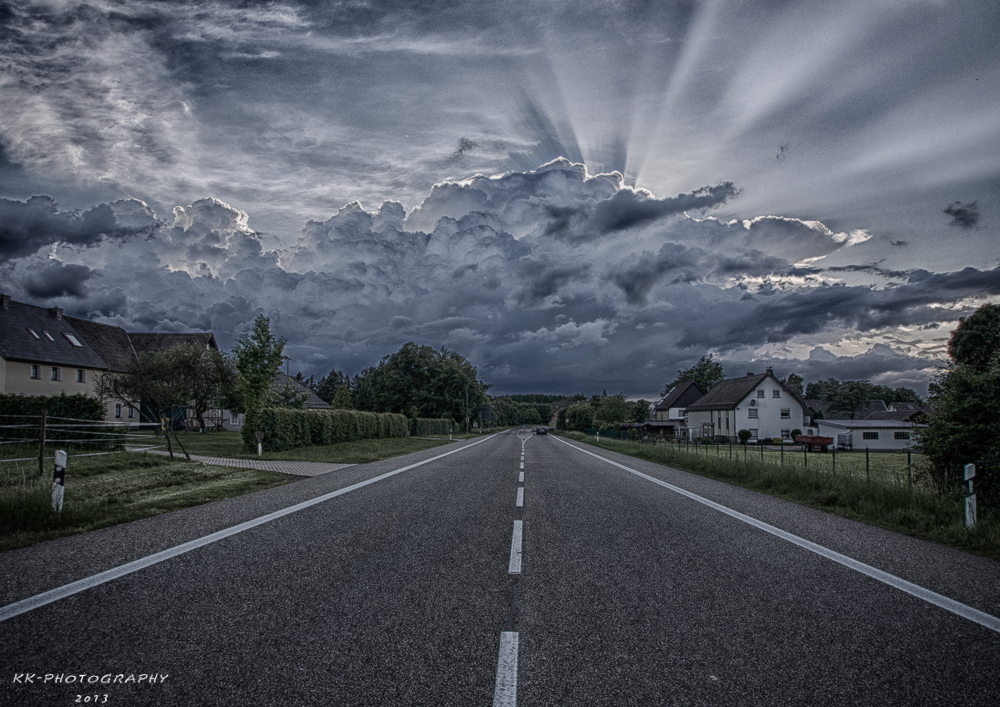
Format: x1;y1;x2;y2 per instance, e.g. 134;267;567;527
2;430;999;705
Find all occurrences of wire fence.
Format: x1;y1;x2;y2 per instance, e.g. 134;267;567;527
0;413;167;471
582;430;936;497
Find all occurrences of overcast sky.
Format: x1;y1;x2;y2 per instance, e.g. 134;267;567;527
2;0;999;398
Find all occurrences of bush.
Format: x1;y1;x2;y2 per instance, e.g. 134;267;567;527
772;437;783;445
738;429;751;444
791;428;802;439
627;428;639;441
411;418;453;436
251;408;408;452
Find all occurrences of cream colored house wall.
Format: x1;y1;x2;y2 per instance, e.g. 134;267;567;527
2;359;97;397
1;357;123;420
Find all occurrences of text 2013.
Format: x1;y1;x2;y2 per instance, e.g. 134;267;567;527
75;696;108;703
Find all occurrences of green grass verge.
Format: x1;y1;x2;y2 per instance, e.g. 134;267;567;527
557;431;1000;562
0;452;290;552
162;431;455;463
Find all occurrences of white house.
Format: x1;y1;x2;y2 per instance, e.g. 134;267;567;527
817;419;925;450
685;368;809;443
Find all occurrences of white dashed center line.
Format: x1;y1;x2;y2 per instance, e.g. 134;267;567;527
516;487;524;507
492;631;519;707
518;471;524;483
509;520;523;574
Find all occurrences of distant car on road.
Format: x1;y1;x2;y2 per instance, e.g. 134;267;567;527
535;427;548;435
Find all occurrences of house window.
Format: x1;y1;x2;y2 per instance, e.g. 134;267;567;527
780;409;790;419
757;389;764;398
894;431;910;440
748;408;758;419
230;410;239;424
749;428;758;438
863;431;879;440
115;404;122;419
773;390;781;398
42;331;55;341
128;405;136;419
50;367;61;381
76;369;86;383
27;328;40;339
781;429;791;439
30;365;40;379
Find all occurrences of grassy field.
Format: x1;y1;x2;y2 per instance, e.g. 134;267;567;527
0;430;485;551
558;432;1000;561
156;430;457;463
0;452;290;552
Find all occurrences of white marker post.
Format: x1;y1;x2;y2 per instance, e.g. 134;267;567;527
965;463;977;530
255;430;264;457
51;450;67;513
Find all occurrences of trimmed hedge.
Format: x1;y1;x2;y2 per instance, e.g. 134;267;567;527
0;393;110;445
253;408;409;452
410;418;453;436
0;393;105;421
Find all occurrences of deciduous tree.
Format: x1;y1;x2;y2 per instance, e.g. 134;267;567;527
663;354;725;395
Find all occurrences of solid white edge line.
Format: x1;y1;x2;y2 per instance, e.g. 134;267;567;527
493;631;519;707
519;472;525;483
516;487;524;508
553;435;1000;635
509;520;523;574
0;434;500;624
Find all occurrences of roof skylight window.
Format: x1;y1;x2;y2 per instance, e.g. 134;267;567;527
63;333;84;348
27;329;40;339
43;331;55;341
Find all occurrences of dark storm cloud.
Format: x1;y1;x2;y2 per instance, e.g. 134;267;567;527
23;263;96;299
943;200;979;229
590;183;739;233
0;159;989;398
513;254;591;305
684;266;1000;349
0;196;156;261
608;244;703;305
825;264;912;280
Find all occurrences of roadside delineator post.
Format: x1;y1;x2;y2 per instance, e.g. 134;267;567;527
965;463;977;531
51;450;66;513
255;430;264;457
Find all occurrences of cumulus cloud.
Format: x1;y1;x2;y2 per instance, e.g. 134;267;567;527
0;196;157;261
1;160;991;396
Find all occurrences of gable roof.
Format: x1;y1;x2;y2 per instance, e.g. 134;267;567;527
64;316;137;372
655;380;706;411
1;295;220;374
272;372;331;409
863;409;930;422
686;372;807;412
686;373;769;411
0;299;108;369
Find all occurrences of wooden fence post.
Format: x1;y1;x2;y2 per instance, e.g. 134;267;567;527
38;409;48;476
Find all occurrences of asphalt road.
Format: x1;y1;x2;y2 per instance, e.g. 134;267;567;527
2;430;999;706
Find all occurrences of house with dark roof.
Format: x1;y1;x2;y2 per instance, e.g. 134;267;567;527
223;372;331;431
629;381;705;437
0;296;110;408
1;294;220;422
685;367;809;443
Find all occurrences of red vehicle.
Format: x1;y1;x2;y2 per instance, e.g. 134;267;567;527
794;435;834;452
